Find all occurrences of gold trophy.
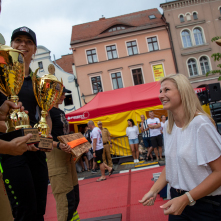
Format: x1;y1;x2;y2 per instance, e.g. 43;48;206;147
32;64;63;150
0;34;40;143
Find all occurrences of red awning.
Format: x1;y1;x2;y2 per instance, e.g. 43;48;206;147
66;81;162;122
66;82;205;122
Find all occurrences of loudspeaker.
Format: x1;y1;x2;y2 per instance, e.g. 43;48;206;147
197;91;208;105
206;83;221;102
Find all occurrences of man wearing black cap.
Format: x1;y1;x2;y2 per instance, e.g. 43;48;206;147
46;87;80;221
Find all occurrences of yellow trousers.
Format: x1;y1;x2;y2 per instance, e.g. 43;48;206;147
102;144;113;168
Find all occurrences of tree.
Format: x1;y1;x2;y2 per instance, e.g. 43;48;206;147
206;36;221;80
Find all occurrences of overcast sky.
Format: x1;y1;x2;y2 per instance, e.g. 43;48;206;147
0;0;166;60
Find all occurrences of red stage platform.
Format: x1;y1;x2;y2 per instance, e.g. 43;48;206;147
45;166;168;221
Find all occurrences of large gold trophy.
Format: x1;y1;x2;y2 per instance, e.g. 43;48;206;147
0;34;40;144
32;64;63;150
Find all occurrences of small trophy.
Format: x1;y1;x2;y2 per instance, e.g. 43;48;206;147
32;65;63;150
0;34;40;144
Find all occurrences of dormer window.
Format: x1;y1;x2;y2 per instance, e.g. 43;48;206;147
108;25;126;32
149;15;156;19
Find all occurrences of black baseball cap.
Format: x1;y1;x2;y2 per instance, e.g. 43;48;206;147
63;87;71;93
11;26;37;46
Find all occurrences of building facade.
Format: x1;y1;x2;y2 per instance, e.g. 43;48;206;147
70;9;177;104
56;54;73;74
30;46;81;113
160;0;221;88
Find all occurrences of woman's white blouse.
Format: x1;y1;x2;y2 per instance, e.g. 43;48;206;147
126;126;139;139
164;114;221;196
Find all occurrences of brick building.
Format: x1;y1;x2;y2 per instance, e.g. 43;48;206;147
160;0;221;88
70;8;177;104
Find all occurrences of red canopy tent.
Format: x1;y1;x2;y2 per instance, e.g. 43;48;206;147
66;82;206;123
66;81;162;122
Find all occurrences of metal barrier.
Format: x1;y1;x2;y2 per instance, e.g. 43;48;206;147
110;135;132;159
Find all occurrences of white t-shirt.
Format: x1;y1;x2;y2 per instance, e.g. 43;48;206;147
90;127;103;151
160;121;166;132
164;114;221;196
147;118;161;137
126;126;139;139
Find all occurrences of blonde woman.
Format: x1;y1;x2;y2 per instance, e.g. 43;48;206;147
139;74;221;220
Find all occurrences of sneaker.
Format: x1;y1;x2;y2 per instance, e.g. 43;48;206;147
137;159;140;163
91;169;97;174
134;159;136;163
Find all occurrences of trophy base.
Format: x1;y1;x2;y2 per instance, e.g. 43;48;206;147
0;128;40;145
38;137;53;150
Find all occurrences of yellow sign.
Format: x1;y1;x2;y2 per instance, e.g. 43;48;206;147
153;64;165;81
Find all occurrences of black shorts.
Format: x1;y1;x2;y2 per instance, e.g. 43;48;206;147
150;135;162;148
93;149;103;164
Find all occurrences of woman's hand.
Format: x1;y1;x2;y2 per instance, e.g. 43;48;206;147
139;190;157;206
59;143;72;154
160;194;189;215
27;144;39;152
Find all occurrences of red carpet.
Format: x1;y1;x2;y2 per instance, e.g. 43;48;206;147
45;166;169;221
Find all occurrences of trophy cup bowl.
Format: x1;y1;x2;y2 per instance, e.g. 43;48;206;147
0;42;40;144
32;70;63;150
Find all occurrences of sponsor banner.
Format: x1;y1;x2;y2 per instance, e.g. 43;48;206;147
153;64;164;81
67;111;90;121
194;87;206;94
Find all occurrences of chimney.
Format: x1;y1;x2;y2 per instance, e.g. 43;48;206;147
99;15;105;21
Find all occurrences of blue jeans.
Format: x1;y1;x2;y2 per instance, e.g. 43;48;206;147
129;138;139;145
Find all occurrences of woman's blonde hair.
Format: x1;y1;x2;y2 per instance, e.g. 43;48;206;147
160;74;214;134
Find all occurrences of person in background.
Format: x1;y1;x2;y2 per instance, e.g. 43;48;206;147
126;119;140;163
160;115;167;134
47;87;80;221
98;121;113;169
140;74;221;220
147;111;163;161
88;121;113;182
84;126;94;170
139;115;153;162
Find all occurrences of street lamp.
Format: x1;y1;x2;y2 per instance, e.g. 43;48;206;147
81;93;87;104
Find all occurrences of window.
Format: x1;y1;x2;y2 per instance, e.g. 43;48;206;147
219;7;221;14
106;45;118;59
127;41;138;55
193;28;204;45
200;56;210;75
186;13;191;21
193;12;198;20
188;59;198;76
38;61;43;69
64;94;73;106
149;15;156;19
181;30;192;48
111;72;123;89
91;76;102;93
180;15;185;23
108;25;126;32
132;68;144;85
86;49;98;63
147;37;159;51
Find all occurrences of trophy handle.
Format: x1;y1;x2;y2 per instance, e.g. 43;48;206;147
32;68;41;107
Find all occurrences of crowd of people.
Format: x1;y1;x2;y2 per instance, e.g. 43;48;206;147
126;112;166;163
1;26;221;221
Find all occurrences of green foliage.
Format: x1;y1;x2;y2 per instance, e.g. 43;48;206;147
211;36;221;42
206;36;221;80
